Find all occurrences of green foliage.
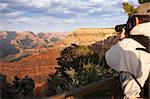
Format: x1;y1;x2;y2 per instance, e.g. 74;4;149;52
139;0;150;4
47;75;68;96
0;74;10;96
0;75;35;99
57;44;98;82
122;2;137;16
69;62;117;88
57;44;117;89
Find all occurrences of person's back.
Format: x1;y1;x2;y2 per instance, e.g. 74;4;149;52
104;5;150;97
105;37;150;98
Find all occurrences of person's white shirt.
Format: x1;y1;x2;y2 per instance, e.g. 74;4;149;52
105;22;150;98
130;22;150;37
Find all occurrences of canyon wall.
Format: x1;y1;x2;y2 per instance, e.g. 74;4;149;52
56;28;117;49
0;48;60;87
0;28;118;87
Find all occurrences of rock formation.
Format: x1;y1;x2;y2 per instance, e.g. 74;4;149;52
55;28;117;49
0;31;67;61
0;48;60;87
0;28;118;88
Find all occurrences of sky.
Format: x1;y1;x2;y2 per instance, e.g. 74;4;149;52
0;0;138;33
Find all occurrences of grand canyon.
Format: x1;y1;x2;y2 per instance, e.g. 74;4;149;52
0;28;117;87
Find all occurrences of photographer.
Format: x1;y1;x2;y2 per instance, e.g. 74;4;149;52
104;2;150;99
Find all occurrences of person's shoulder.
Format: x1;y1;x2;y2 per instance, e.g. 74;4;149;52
120;38;134;42
118;38;135;46
130;22;150;37
117;38;141;50
108;38;132;50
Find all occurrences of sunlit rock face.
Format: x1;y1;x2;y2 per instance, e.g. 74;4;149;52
55;28;117;49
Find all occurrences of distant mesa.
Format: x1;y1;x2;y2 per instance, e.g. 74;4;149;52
55;28;117;49
0;31;67;61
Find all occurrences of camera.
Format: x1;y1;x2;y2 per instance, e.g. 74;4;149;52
115;24;127;33
115;15;150;37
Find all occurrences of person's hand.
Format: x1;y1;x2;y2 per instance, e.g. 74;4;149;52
120;28;126;40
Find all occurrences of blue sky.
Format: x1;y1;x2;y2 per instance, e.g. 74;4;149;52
0;0;138;33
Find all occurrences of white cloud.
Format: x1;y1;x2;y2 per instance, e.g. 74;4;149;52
123;0;128;2
0;25;5;30
15;16;66;26
88;8;102;13
0;0;138;33
64;18;76;24
27;0;69;8
29;0;51;8
76;13;88;17
48;6;67;13
4;11;23;17
16;17;30;23
89;0;104;4
0;3;8;9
